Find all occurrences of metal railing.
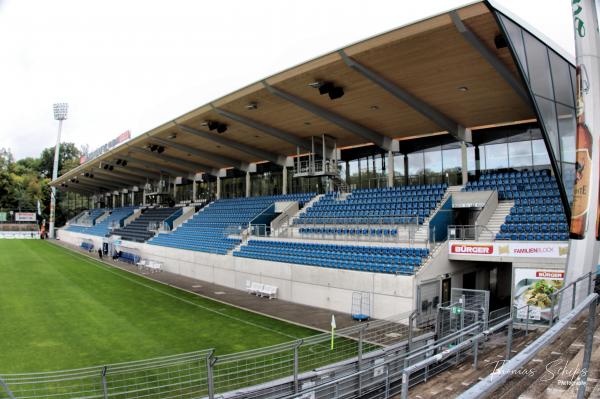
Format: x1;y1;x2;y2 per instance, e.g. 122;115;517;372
549;271;595;327
447;224;496;241
272;307;514;399
282;216;422;244
0;350;213;399
0;312;431;399
294;159;337;176
4;274;594;399
458;292;599;399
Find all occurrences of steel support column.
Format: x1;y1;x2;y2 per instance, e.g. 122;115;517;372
282;166;288;195
245;171;251;197
387;150;394;188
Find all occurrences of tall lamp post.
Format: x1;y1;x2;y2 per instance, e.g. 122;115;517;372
49;103;68;239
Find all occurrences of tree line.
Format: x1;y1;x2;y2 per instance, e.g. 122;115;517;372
0;143;83;226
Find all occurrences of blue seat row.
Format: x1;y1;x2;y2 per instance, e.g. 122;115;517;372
80;242;94;251
118;251;140;264
505;213;567;224
233;240;428;275
149;193;316;254
480;170;548;179
297;216;425;225
66;207;136;237
299;227;399;237
244;240;429;257
465;169;568;241
500;223;568;233
510;205;564;215
514;197;562;206
294;185;446;227
496;232;568;241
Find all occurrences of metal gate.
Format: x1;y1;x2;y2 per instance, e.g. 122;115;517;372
437;288;489;339
416;280;440;327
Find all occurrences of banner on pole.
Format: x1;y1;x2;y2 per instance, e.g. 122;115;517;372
15;212;37;222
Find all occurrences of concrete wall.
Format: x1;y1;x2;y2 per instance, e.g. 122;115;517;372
57;229;415;319
474;190;498;227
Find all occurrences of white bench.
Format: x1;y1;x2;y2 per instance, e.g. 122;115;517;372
247;281;263;295
246;280;277;299
260;284;278;299
137;259;162;273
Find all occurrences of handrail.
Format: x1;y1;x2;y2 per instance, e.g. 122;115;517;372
549;271;595;327
458;293;599;399
473;190;498;227
448;224;495;241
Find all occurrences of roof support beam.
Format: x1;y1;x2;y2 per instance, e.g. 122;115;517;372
94;173;145;187
263;81;392;151
211;107;317;153
128;147;219;176
339;50;469;142
450;11;530;105
96;162;160;180
151;137;248;171
59;185;95;194
119;155;196;179
82;172;141;187
176;123;285;166
69;179;118;191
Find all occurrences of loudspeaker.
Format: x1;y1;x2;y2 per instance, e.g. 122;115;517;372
328;86;344;100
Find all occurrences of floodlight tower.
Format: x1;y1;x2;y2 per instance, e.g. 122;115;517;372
49;103;68;238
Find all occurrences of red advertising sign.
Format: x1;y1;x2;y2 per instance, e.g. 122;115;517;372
80;130;131;164
535;271;565;279
450;243;494;255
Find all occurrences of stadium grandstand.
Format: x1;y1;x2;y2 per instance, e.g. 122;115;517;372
3;0;599;398
53;0;575;320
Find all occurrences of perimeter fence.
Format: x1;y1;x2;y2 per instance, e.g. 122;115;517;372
0;311;431;399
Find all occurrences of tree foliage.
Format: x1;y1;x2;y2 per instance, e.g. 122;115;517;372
0;144;82;227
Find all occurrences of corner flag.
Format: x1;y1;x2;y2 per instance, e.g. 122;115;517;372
330;315;336;350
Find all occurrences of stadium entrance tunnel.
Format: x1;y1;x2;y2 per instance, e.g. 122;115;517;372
418;259;513;318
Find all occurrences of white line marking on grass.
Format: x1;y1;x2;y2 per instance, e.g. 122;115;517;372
59;247;301;340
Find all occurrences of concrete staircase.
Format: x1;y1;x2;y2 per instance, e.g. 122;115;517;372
290;194;323;223
414;185;462;243
485;200;514;239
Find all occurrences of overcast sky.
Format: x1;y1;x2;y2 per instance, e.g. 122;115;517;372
0;0;575;161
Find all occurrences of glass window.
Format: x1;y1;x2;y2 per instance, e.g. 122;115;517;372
467;146;476;173
442;147;461;185
508;140;532;168
550;52;575;107
484;143;509;170
442;148;461;172
500;15;528;80
408;152;424;177
393;154;405;177
424;147;442;184
532;139;551;166
524;31;554;99
348;159;359;188
338;161;347;182
424;147;442;174
557;104;576;164
536;95;561;165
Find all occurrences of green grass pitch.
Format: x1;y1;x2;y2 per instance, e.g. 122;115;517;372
0;240;317;373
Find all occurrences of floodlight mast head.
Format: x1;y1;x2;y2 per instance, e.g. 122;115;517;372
49;102;68;239
53;103;68;121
